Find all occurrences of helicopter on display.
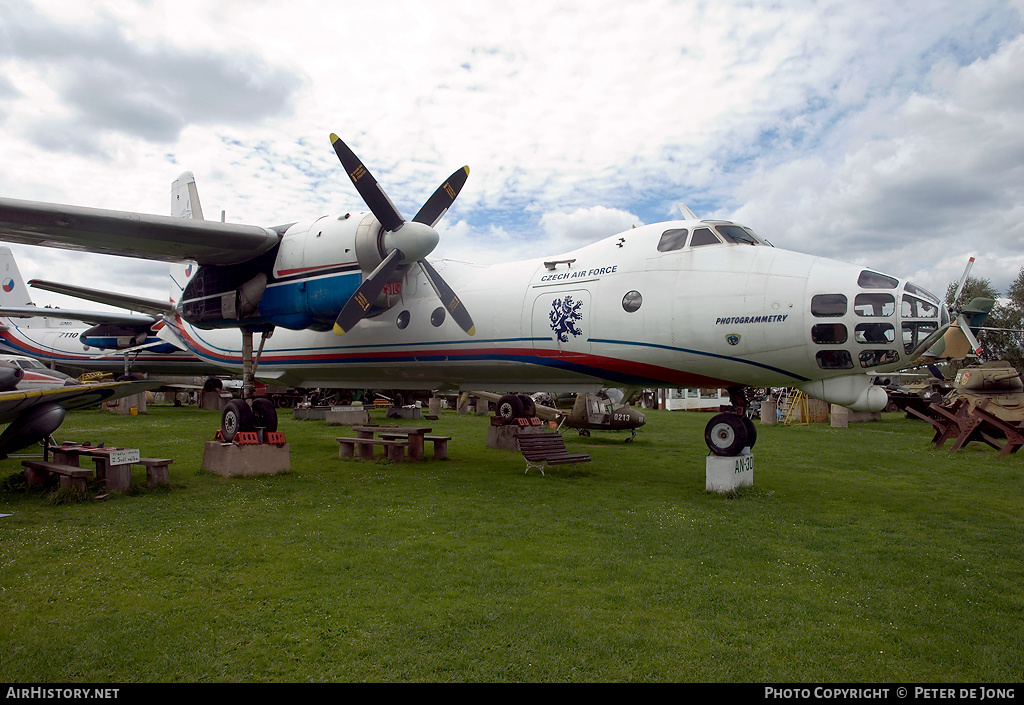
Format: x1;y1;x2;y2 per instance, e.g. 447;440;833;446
0;132;979;455
469;390;647;441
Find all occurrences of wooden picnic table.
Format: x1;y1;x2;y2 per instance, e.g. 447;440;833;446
350;425;433;460
45;443;170;488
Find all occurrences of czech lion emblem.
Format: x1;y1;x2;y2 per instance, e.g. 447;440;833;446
549;296;584;342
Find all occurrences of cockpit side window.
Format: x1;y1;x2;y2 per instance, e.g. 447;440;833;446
858;271;899;289
657;229;688;252
689;228;720;247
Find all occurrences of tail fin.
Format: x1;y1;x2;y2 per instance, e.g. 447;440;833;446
171;171;204;220
0;247;32;308
169;172;202;306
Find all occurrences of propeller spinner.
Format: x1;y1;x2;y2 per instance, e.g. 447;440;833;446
330;134;475;336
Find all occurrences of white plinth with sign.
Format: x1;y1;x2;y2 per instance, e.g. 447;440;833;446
706;451;753;493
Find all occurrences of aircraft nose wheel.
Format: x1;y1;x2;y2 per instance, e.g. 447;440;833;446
704;412;756;456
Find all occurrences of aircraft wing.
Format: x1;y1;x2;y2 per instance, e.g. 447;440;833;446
0;379;163;425
0;197;280;266
29;279;175;316
0;305;157;327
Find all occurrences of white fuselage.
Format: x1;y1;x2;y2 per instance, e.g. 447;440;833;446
169;217;943;410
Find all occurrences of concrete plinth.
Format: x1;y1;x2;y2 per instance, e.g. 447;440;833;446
107;392;147;415
202;441;290;477
760;398;778;425
199;391;232;411
487;423;546;450
293;407;328;420
830;404;882;427
325;407;370;425
386;405;422;419
706;451;753;493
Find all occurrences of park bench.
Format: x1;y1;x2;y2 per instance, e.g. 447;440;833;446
137;458;173;486
22;460;93;493
336;436;409;462
515;432;591;475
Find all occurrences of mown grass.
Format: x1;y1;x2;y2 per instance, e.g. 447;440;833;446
0;404;1021;682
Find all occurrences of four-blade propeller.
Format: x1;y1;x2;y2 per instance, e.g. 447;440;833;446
330;134;475;336
949;257;983;356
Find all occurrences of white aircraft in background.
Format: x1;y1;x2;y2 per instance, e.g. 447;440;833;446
0;133;975;455
0;246;221;378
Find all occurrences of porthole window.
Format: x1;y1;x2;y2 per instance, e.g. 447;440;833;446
811;294;847;317
622;291;642;313
855;323;895;344
811;323;848;344
430;307;446;327
858;350;900;368
854;293;895;317
816;350;854;370
396;310;411;330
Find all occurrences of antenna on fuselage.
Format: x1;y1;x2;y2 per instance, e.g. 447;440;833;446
676;203;698;220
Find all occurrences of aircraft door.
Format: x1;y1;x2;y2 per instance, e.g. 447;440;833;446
532;289;592;354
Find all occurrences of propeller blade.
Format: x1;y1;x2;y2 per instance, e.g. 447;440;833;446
951;257;976;306
413;166;471;227
330;133;404;232
333;249;403;335
956;314;983;356
419;259;475;336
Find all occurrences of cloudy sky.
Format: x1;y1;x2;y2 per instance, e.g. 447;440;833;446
1;0;1022;310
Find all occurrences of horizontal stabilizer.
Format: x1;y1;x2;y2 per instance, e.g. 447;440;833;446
0;305;156;327
29;279;174;316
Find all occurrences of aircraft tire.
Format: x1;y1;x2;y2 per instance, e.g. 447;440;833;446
252;398;278;432
742;415;757;449
221;399;254;442
517;394;536;418
704;413;749;457
496;394;524;421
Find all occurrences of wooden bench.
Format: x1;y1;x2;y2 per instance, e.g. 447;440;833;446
137;458;173;486
22;460;93;493
337;437;409;462
515;432;591;475
378;433;452;460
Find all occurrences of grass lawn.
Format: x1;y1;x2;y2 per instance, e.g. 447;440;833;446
0;404;1021;682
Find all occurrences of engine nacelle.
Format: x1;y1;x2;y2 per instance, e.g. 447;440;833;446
81;324;149;350
798;374;889;412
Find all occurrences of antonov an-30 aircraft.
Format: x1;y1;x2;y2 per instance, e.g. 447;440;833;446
0;134;967;455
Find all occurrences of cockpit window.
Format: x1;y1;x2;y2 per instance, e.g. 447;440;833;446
854;293;895;317
858;270;899;289
904;282;940;305
714;225;762;245
811;294;847;317
15;359;45;370
689;228;720;247
657;229;688;252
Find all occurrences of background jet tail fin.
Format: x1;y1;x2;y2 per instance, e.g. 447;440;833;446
0;247;32;309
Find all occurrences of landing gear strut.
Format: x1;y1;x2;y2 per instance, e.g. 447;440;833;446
220;327;278;441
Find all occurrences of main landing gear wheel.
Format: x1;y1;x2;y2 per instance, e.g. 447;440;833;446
704;412;755;457
252;398;279;432
221;399;253;442
496;394;524;421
